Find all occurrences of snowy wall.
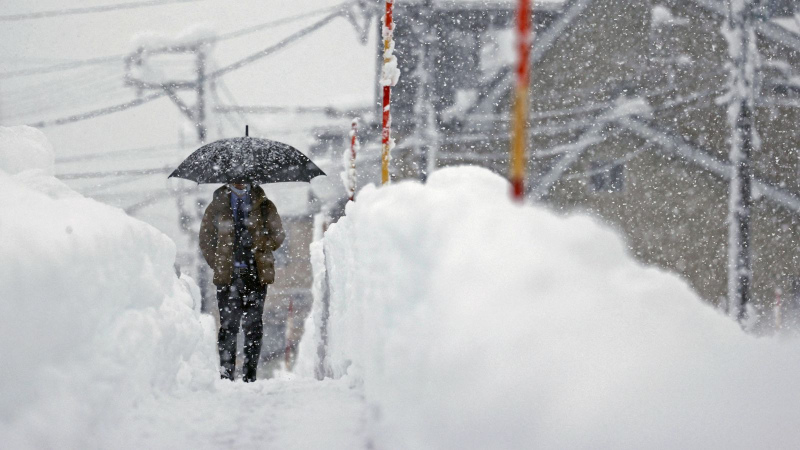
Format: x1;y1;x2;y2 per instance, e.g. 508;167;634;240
298;166;800;450
0;126;218;448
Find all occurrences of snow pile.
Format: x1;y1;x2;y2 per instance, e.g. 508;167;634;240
0;126;55;176
0;127;218;448
299;166;800;449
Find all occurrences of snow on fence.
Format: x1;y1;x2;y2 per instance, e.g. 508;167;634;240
298;166;800;449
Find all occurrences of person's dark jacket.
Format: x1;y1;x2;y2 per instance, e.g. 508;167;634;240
199;185;285;286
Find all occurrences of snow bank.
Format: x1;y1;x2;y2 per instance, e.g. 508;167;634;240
299;166;800;450
0;126;55;176
0;127;218;448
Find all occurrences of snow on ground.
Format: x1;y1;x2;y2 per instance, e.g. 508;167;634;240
299;166;800;450
111;376;368;450
0;126;367;449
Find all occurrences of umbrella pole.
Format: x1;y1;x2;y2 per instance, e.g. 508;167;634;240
510;0;532;201
381;0;398;185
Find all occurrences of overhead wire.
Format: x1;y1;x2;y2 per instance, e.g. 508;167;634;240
29;8;351;128
0;1;354;80
56;166;172;180
29;91;168;128
3;71;127;111
209;9;346;78
55;143;182;163
0;0;202;22
0;55;124;80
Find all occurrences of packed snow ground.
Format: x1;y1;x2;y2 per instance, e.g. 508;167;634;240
110;376;368;450
298;166;800;450
0;127;368;449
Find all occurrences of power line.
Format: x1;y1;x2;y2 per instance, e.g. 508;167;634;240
27;11;349;128
30;91;167;128
0;0;202;22
55;143;181;163
56;166;172;180
0;3;352;80
124;188;195;214
210;10;344;78
214;3;345;43
18;5;356;128
0;55;123;79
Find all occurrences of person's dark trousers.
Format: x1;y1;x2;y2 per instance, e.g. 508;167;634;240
217;267;266;382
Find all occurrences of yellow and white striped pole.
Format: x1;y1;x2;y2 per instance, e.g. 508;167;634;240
510;0;532;200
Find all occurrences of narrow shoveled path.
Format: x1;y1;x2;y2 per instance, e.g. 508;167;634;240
112;376;370;449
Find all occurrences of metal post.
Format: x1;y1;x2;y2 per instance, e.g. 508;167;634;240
196;48;207;143
725;0;758;324
415;0;438;182
347;119;359;201
510;0;532;201
381;0;397;185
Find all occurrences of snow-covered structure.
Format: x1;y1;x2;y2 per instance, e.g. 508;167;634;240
317;0;800;330
0;126;219;447
298;166;800;449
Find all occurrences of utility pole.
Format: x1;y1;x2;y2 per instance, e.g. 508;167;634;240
126;39;213;310
125;42;209;142
723;0;760;325
510;0;532;201
196;49;207;143
413;0;439;182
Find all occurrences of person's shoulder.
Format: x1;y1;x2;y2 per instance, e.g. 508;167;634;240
251;184;266;197
213;185;229;197
251;185;272;205
208;186;230;208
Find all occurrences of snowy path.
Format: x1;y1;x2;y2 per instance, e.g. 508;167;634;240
112;377;370;450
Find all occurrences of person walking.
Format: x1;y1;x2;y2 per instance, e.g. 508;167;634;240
199;182;285;382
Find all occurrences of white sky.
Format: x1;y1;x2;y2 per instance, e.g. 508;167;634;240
0;0;377;157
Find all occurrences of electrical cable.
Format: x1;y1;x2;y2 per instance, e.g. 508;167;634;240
56;166;172;180
209;10;344;79
0;55;124;80
55;143;181;163
0;1;356;80
30;91;168;128
0;0;202;22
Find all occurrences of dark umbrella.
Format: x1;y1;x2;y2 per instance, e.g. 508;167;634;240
168;133;325;184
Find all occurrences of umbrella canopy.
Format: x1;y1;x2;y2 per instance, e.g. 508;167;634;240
169;137;325;184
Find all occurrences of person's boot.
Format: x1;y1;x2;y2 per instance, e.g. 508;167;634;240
219;349;235;381
242;359;257;382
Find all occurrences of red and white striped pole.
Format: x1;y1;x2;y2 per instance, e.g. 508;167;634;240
346;118;359;201
380;0;399;185
510;0;532;200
